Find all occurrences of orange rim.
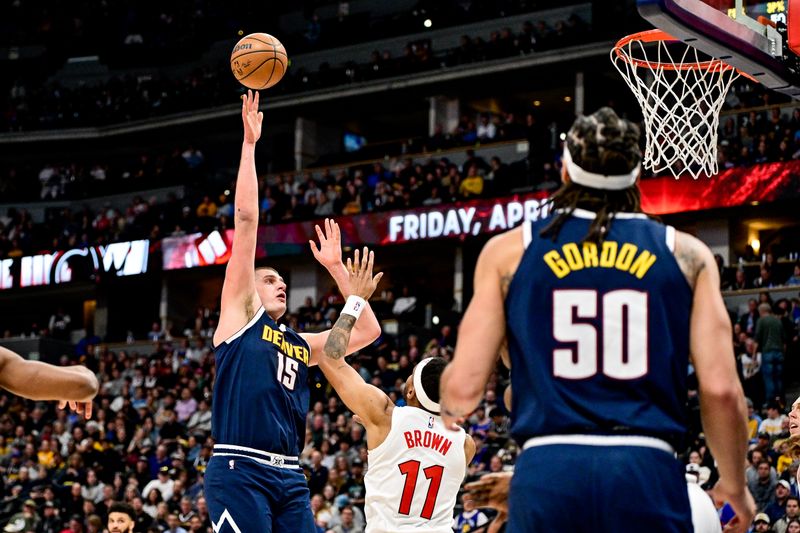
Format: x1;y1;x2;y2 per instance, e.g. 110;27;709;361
613;29;756;80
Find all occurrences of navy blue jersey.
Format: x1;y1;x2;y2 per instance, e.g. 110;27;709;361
506;208;693;445
212;307;311;455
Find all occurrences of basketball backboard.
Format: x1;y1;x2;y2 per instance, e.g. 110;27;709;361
638;0;800;98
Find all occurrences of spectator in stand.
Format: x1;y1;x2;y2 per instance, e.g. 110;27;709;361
741;299;760;336
757;304;787;405
774;497;800;533
728;268;752;291
755;266;777;289
765;480;793;523
477;115;496;141
750;461;779;511
787;264;800;286
391;286;417;316
49;308;73;341
452;492;489;532
760;402;788;437
328;504;362;533
195;196;217;219
459;165;484;198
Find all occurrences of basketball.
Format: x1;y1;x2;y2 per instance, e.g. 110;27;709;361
230;33;288;90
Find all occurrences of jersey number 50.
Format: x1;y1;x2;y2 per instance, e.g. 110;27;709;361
553;289;648;380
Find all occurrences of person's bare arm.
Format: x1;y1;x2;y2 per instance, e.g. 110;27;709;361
0;347;98;418
213;90;263;348
464;434;476;467
304;222;382;364
440;228;522;429
676;232;755;531
316;248;390;446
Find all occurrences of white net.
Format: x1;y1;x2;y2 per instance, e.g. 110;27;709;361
611;31;740;179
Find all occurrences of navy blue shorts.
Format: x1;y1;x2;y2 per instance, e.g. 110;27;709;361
508;438;692;533
205;453;315;533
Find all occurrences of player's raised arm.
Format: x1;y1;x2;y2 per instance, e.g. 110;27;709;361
302;219;382;364
316;248;391;437
439;232;511;430
213;90;263;348
678;232;755;531
0;347;98;419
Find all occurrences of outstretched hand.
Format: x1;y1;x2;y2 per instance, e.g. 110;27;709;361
242;89;263;145
58;400;93;420
309;218;342;271
710;478;756;533
464;472;512;513
347;247;383;301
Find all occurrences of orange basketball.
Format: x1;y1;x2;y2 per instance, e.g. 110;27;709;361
230;33;288;90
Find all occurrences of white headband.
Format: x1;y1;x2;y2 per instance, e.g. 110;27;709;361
562;146;640;190
413;358;440;414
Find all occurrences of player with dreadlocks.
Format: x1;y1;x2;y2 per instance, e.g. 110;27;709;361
441;107;755;532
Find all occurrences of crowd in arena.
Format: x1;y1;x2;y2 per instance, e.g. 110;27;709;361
0;14;590;132
0;0;570;58
4;98;800;268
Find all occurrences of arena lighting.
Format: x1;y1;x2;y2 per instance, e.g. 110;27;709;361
432;316;440;325
423;18;432;28
559;133;567;141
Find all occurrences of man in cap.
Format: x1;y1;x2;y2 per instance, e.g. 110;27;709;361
39;501;60;533
766;480;795;522
142;466;174;501
3;499;40;533
753;512;772;532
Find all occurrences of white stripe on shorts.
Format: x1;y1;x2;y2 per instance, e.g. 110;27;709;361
523;434;674;454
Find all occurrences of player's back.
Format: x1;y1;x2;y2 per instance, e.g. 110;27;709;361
211;307;310;457
365;406;466;533
507;209;693;445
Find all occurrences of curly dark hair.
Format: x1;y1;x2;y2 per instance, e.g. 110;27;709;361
541;107;650;244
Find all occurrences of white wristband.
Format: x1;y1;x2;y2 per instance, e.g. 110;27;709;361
341;295;367;319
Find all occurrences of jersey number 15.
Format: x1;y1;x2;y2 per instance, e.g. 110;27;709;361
276;352;298;390
553;289;648;380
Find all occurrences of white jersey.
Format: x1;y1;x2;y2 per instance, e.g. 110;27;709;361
365;406;466;533
687;481;721;533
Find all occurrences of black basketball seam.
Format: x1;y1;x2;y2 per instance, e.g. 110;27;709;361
230;50;277;61
244;35;285;51
261;57;279;89
236;56;274;81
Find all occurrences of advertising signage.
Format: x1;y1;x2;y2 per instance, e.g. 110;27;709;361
0;240;150;291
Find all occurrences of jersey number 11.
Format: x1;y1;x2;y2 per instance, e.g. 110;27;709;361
397;460;444;520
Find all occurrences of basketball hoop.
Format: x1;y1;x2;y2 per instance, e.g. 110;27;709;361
611;29;749;179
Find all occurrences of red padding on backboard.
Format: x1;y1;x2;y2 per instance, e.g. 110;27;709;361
790;0;800;56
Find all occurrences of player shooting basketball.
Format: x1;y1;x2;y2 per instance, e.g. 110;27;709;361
316;247;475;533
205;90;382;533
440;107;755;532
